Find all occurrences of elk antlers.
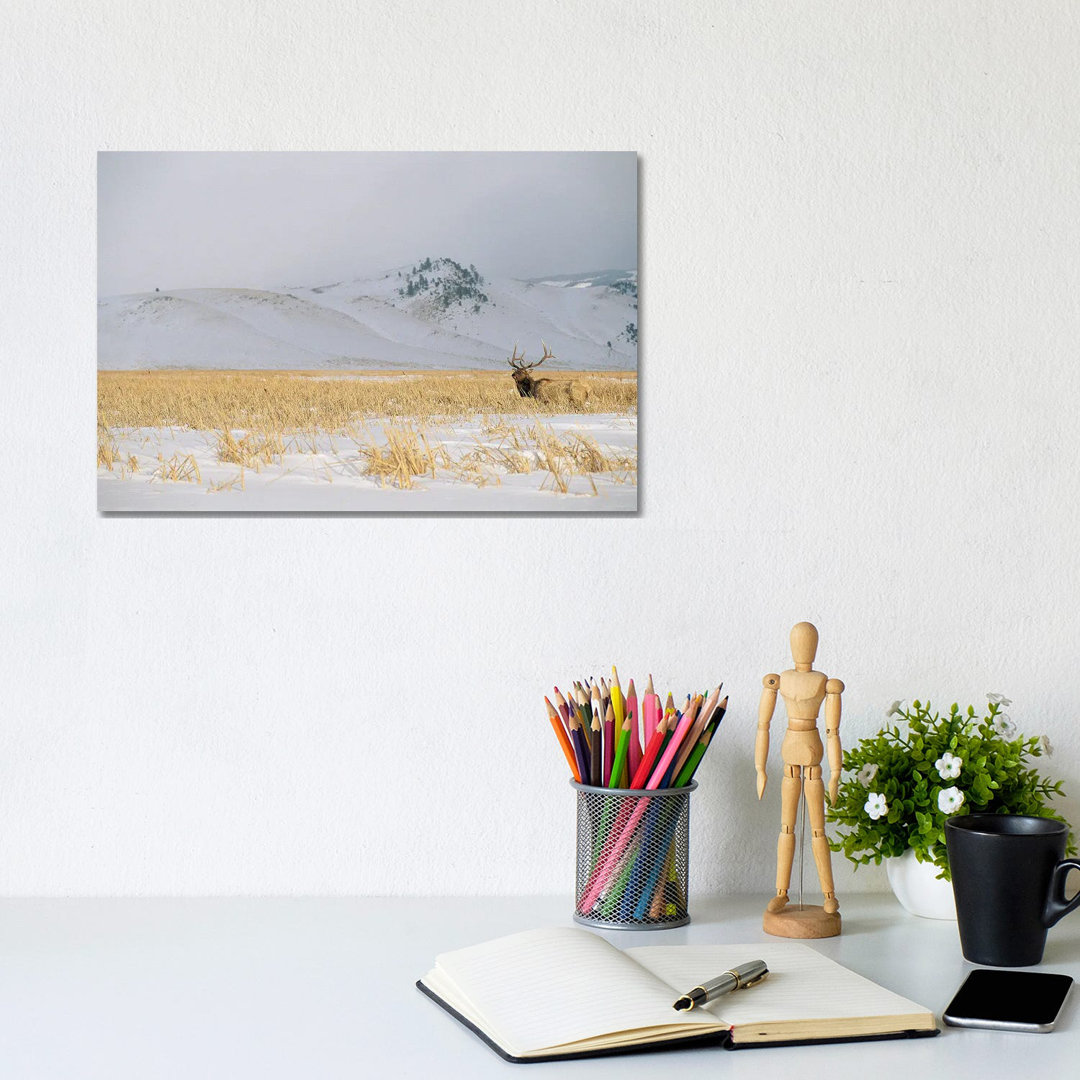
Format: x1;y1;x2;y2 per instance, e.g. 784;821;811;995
508;341;556;370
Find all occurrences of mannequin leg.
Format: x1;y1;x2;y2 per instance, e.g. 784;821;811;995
767;764;802;913
805;766;839;913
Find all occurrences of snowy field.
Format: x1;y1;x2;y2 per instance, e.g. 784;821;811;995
97;414;638;512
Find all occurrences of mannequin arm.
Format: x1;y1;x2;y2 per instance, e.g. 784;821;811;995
824;678;844;804
756;674;779;799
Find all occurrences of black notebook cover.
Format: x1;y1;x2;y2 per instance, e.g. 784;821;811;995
417;979;938;1063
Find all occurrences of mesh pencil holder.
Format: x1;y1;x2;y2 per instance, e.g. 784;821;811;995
571;781;697;930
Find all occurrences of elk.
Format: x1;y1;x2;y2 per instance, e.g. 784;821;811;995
507;342;590;408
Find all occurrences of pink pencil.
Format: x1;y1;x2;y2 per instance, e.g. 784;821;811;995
670;686;720;781
579;708;698;911
626;680;641;781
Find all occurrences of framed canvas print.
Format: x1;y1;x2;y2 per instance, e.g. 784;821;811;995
97;151;638;512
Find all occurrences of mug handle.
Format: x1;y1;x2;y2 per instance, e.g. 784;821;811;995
1043;859;1080;928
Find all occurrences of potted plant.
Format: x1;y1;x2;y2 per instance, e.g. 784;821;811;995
826;695;1072;919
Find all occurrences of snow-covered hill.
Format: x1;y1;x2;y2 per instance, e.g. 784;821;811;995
97;262;638;371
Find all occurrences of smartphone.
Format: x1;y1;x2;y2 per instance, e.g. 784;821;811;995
943;969;1074;1033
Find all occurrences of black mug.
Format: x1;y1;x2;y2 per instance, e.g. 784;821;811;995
945;814;1080;966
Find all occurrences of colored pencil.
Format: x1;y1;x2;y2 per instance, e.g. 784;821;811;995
569;693;590;769
602;701;615;786
608;695;635;790
630;708;667;788
575;684;594;767
545;696;580;782
675;695;728;786
633;804;685;918
576;682;592;728
670;686;719;781
645;704;697;789
655;697;695;788
589;709;603;786
568;707;590;783
609;667;625;733
674;729;712;787
553;687;571;730
625;679;641;782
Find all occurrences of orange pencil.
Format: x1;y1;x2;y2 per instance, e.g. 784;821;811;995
545;696;580;782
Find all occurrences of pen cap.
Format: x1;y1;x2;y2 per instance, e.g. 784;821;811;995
571;781;697;931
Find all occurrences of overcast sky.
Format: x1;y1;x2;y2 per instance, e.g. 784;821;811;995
98;151;637;296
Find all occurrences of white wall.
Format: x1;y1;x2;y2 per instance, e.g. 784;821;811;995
3;1;1079;898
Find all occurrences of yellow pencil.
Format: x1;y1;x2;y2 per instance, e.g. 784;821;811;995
610;666;625;730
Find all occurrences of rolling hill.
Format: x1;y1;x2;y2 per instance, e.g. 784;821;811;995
97;261;638;371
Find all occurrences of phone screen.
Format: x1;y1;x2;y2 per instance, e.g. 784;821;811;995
944;970;1073;1032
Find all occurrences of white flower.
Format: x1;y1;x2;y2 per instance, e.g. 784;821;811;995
935;751;962;780
938;786;965;814
1041;734;1054;757
857;763;879;785
992;713;1017;737
864;793;889;820
885;700;905;718
987;692;1013;707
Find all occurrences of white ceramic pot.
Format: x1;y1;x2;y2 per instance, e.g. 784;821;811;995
885;849;957;920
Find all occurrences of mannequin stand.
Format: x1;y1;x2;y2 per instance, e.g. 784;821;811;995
763;904;841;939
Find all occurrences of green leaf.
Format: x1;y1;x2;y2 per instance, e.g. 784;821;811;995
827;697;1074;869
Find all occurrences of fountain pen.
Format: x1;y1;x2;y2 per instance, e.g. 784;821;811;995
672;959;769;1011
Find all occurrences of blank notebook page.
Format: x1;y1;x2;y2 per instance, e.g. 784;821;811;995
626;943;930;1024
432;927;715;1053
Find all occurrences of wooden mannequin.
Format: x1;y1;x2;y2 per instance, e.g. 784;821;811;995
755;622;843;938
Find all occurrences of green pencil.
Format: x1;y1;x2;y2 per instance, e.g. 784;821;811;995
608;706;634;788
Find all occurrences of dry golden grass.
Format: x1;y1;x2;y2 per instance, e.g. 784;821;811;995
97;368;636;432
97;423;120;470
98;424;142;479
357;425;452;489
98;369;637;496
216;429;286;469
452;421;635;492
152;453;201;484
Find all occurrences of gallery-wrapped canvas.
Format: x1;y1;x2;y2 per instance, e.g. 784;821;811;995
97;151;638;512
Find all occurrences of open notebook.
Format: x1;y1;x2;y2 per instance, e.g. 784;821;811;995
418;927;937;1062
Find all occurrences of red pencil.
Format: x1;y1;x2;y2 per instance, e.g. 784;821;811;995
630;713;667;788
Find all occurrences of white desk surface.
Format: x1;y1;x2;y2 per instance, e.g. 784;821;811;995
0;893;1075;1078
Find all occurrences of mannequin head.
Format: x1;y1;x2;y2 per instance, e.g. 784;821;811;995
790;621;819;670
